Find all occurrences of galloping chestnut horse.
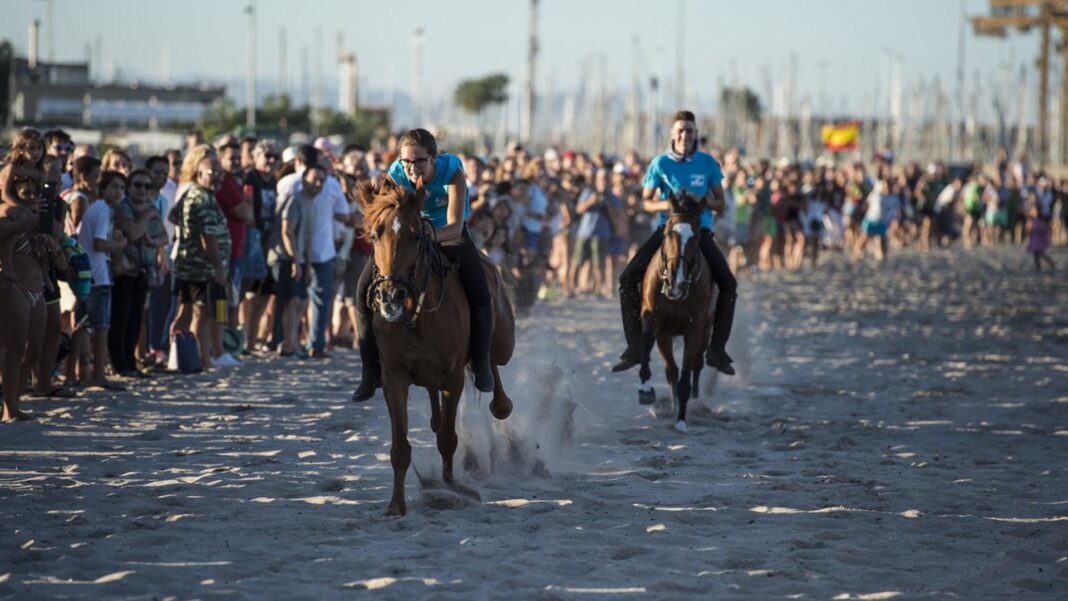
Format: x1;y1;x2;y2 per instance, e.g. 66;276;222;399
637;191;715;432
358;177;515;516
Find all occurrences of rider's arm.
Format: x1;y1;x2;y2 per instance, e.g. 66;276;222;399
706;184;726;214
641;186;670;213
436;169;466;243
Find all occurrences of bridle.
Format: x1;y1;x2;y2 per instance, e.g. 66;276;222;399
658;219;703;300
367;215;455;328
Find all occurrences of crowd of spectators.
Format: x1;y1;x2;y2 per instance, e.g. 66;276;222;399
0;125;1064;422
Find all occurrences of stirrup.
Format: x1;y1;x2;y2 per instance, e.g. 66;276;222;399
611;347;642;373
706;348;735;375
351;370;381;402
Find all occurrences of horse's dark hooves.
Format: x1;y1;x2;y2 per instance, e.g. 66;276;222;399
489;396;513;420
384;502;407;517
638;387;656;406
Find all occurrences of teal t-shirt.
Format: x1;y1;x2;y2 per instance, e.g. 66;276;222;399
388;152;470;228
642;151;723;230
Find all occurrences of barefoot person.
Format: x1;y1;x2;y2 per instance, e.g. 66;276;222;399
352;128;495;400
612;110;738;375
0;176;49;422
78;170;129;391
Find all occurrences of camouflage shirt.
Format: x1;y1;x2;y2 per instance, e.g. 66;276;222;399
172;184;231;282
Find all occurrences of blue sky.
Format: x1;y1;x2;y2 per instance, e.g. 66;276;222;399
1;0;1041;119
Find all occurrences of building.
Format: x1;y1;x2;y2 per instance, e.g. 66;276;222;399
8;56;226;130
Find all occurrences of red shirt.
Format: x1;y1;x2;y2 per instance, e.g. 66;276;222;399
216;174;247;260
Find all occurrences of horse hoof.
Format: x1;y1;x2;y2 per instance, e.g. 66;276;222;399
385;502;407;517
638;388;656;406
674;420;687;433
430;414;441;433
489;397;513;420
448;481;482;502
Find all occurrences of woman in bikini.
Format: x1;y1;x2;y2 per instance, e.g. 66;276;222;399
1;175;60;422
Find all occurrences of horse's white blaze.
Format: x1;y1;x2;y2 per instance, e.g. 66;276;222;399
638;382;653;393
671;222;694;251
392;217;402;234
674;420;687;433
669;222;694;296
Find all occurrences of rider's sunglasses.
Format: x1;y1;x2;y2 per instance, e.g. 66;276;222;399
400;156;431;169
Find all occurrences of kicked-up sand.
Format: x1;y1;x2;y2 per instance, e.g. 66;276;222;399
1;244;1066;599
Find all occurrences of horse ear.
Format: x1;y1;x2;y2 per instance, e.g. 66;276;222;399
668;193;680;213
410;175;427;206
356;179;378;211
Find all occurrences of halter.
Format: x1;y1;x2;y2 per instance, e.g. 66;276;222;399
658;221;703;300
367;215;456;328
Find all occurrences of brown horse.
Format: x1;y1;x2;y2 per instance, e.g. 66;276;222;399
637;191;714;432
357;177;515;516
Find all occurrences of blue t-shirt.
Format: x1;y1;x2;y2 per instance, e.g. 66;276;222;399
387;153;470;228
642;151;723;230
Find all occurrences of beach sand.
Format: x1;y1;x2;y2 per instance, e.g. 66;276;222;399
2;245;1066;599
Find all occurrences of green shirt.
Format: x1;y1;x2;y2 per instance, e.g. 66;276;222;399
173;184;231;282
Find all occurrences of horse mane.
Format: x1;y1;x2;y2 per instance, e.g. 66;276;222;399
358;177;423;240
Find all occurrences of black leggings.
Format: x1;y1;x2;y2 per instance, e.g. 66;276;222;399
109;275;147;373
356;228;491;317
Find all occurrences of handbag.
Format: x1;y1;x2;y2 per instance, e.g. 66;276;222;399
169;331;203;374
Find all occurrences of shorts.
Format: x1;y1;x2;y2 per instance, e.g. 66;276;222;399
175;279;223;308
271;259;308;302
608;236;628;257
571;236;602;265
86;285;112;329
861;219;888;238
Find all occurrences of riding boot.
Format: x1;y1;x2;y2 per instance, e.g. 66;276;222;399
351;310;381;402
470;303;495;393
705;292;737;375
611;282;644;372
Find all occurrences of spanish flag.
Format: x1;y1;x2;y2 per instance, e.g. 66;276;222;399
821;121;860;152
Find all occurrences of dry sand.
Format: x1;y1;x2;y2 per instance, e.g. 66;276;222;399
2;245;1067;599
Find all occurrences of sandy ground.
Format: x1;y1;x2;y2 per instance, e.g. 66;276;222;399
2;244;1067;600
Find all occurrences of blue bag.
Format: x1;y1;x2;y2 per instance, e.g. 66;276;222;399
171;332;203;374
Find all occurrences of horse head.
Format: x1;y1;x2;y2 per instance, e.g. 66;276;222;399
358;176;429;323
660;190;703;301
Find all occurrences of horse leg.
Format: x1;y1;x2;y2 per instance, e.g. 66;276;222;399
676;331;705;433
637;316;656;405
656;332;678;418
489;364;512;420
382;373;411;516
428;388;442;434
440;384;481;501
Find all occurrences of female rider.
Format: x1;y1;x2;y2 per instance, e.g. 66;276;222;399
352;128;494;400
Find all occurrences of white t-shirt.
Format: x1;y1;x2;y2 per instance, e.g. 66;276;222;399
310;175;350;264
78;199;112;287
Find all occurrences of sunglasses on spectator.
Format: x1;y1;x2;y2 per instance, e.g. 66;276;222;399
54;143;74;152
130;181;153;190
